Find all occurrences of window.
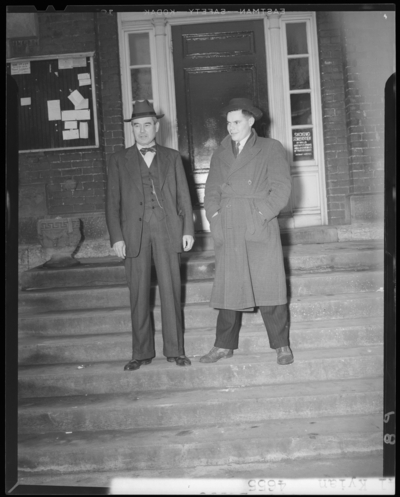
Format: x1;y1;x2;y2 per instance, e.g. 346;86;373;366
285;22;314;162
128;32;153;102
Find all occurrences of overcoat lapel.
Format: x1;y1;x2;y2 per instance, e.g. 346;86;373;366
228;132;262;177
217;132;263;179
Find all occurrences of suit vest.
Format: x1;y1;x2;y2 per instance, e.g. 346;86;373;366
138;150;165;222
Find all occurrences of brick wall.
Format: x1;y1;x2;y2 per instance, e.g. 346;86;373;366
317;12;350;225
340;11;394;194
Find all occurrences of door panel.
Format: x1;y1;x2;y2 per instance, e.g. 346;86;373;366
172;21;269;214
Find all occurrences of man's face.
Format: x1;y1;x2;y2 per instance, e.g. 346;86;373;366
226;110;254;142
132;116;159;146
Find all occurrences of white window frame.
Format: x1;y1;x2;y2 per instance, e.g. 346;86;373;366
281;13;328;224
118;21;161;148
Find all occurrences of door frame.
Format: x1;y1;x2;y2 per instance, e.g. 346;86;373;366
118;11;328;227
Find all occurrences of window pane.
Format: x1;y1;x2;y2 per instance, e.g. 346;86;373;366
290;93;312;125
129;32;150;66
288;58;310;90
131;68;152;100
286;23;308;55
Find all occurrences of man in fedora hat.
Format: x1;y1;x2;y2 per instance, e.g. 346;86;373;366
200;97;294;365
106;99;194;370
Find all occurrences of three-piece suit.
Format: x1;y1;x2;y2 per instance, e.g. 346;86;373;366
106;144;194;360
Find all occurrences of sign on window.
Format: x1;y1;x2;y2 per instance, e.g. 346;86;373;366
292;128;313;161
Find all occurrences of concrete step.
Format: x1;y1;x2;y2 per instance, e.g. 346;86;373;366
17;413;382;475
18;291;384;335
20;240;383;290
18;269;384;314
18;345;383;398
190;225;340;251
17;450;384;485
18;376;383;433
18;316;383;365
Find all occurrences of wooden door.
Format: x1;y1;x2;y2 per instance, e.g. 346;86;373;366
172;21;270;216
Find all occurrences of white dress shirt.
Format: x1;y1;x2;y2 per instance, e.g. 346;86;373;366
137;142;156;167
235;132;252;155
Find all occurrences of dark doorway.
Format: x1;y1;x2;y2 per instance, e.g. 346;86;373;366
172;20;269;207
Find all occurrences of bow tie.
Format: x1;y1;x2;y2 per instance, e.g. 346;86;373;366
140;147;156;155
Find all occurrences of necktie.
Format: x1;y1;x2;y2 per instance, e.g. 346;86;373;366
140;147;156;155
233;141;240;158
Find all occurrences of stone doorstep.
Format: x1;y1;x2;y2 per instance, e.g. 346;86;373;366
18;291;384;335
17;316;383;363
17;413;383;476
19;239;384;291
18;269;384;313
17;316;384;366
16;450;384;486
17;222;384;280
17;377;383;434
17;346;383;399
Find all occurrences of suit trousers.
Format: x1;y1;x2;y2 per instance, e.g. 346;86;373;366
124;213;184;360
214;304;290;350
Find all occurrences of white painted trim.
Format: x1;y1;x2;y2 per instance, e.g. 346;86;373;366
6;51;95;63
280;13;328;225
118;11;327;227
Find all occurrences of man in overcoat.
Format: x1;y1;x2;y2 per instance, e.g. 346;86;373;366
106;100;194;371
200;98;294;365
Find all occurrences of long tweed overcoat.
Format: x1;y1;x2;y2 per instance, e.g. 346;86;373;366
204;130;292;310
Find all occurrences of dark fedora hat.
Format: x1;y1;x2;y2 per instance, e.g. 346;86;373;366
222;97;263;120
124;99;164;122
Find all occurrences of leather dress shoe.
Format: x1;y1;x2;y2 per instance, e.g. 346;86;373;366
167;355;191;366
123;358;152;371
276;346;294;365
200;346;233;363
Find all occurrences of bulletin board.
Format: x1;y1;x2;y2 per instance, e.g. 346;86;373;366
6;52;99;152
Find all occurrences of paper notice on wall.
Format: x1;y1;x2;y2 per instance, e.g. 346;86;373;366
62;129;80;140
73;58;87;68
21;97;31;106
47;100;62;121
79;78;91;86
11;62;31;75
64;121;78;129
68;89;84;107
59;58;74;70
61;109;90;121
74;98;89;110
78;72;91;86
79;122;89;139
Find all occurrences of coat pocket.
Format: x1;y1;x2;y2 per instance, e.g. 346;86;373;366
245;208;269;242
209;212;224;246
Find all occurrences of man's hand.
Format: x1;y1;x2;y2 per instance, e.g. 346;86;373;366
182;235;194;252
113;240;126;259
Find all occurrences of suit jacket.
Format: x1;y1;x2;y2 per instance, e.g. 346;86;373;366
106;144;194;257
204;130;291;309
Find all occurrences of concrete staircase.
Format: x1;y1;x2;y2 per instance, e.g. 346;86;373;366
17;235;385;486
